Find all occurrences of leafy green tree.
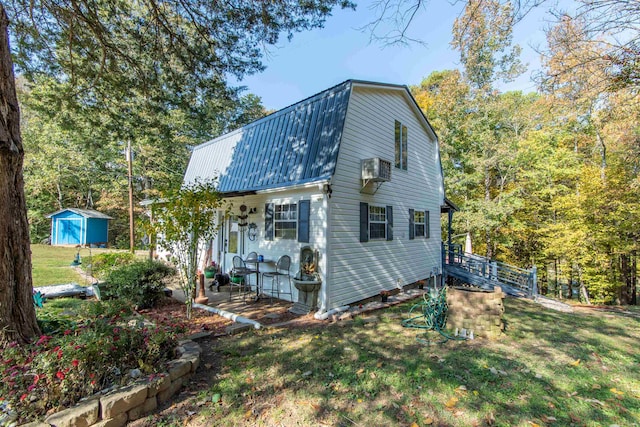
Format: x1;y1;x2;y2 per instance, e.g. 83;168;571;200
0;0;355;345
149;180;228;319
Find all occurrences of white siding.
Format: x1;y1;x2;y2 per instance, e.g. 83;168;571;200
326;85;444;309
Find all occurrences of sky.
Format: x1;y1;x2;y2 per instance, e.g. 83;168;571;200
234;1;562;111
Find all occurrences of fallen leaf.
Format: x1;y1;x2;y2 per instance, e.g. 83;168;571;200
583;398;606;406
244;410;253;419
211;393;221;403
356;368;365;375
410;423;419;427
369;372;377;379
376;362;383;368
592;384;601;390
473;390;479;396
445;396;459;408
541;415;557;422
570;359;581;367
424;417;434;425
528;422;541;427
569;413;581;423
610;388;624;395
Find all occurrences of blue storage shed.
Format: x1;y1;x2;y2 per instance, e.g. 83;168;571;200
46;208;113;246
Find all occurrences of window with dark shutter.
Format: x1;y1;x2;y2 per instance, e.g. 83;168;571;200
386;205;393;241
264;203;274;241
360;202;369;242
298;200;310;243
409;208;415;240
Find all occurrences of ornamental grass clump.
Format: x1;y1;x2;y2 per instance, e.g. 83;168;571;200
0;300;182;424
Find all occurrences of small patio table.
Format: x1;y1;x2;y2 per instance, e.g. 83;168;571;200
244;257;273;300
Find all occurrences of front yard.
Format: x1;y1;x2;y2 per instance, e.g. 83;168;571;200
136;297;640;427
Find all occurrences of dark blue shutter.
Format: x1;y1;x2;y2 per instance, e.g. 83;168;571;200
298;200;310;243
386;205;393;241
360;202;369;242
425;210;430;238
409;208;415;240
265;203;274;241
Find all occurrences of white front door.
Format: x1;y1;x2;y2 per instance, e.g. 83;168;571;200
220;215;240;274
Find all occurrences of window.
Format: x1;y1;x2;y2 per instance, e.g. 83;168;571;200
414;210;426;238
360;203;393;242
369;205;387;240
409;209;430;240
274;203;297;239
395;120;408;170
265;200;310;242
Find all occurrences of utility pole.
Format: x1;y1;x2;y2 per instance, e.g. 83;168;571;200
126;141;135;253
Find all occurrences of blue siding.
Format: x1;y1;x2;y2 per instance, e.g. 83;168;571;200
86;218;109;244
183;81;352;193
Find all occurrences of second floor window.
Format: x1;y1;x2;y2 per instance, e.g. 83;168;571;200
395;120;408;170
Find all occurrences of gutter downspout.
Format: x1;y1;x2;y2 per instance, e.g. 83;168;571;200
193;303;262;329
314;305;350;321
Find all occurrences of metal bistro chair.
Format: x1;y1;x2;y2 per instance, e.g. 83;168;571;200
231;255;257;301
262;255;293;303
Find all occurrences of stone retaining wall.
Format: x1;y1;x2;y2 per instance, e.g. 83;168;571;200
20;340;201;427
446;286;505;339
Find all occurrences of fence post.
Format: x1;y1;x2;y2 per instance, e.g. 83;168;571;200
491;261;497;282
530;266;538;297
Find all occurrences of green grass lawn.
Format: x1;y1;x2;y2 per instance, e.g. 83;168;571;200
149;297;640;427
30;244;132;287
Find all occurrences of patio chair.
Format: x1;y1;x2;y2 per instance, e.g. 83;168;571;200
231;255;257;301
262;255;292;302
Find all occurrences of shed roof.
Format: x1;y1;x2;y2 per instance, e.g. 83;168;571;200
46;208;113;220
183;80;439;195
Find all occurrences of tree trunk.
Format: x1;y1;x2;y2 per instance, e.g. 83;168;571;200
0;4;41;346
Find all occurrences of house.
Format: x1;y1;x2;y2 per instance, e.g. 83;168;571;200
46;208;112;246
183;80;446;313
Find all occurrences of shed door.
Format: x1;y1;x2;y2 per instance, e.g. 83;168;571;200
57;218;82;245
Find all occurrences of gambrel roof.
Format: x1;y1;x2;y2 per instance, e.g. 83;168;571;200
183;80;437;195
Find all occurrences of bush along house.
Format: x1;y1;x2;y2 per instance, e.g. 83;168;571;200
183;80;448;315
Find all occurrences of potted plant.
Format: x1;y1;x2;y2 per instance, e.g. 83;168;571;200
380;290;391;302
204;262;217;279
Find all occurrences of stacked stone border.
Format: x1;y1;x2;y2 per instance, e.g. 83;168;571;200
19;340;201;427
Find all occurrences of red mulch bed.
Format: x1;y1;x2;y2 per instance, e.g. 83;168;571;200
138;297;323;338
138;298;233;337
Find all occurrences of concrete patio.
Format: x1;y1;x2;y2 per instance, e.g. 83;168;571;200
166;277;299;326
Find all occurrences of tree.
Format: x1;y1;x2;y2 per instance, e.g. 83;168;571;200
0;5;41;344
0;0;355;346
449;0;525;259
149;180;227;319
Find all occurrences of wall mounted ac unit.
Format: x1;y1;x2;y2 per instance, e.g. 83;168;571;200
361;158;392;182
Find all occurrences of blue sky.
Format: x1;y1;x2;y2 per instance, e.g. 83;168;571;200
235;1;559;111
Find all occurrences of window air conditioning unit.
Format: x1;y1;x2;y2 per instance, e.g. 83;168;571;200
361;158;392;182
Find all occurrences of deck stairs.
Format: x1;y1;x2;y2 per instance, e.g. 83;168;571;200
442;244;538;298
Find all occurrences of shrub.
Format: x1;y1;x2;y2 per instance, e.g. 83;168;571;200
86;252;136;279
1;300;181;424
104;260;175;309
